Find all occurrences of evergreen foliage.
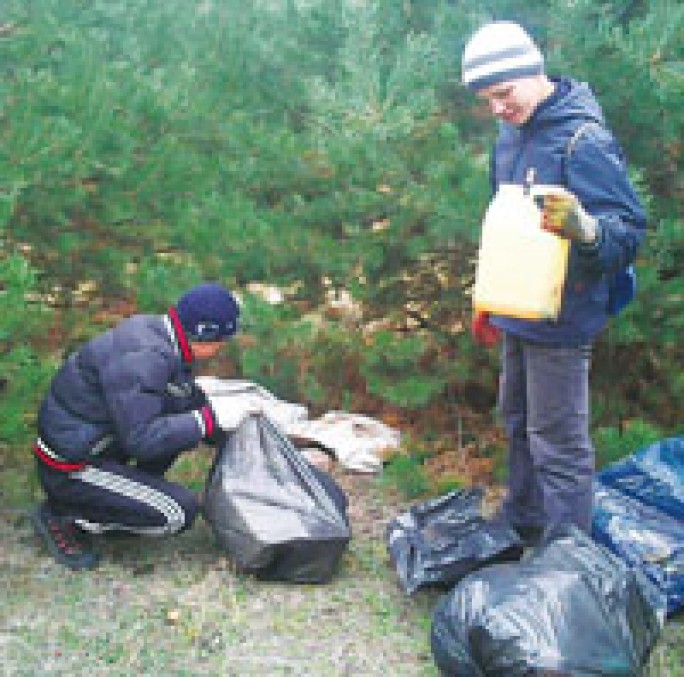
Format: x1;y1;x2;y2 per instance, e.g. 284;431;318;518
0;0;681;459
0;254;54;451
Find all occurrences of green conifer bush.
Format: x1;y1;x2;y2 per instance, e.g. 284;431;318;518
0;0;681;473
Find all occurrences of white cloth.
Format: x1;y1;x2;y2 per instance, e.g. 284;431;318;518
196;377;308;431
285;411;400;474
196;378;400;474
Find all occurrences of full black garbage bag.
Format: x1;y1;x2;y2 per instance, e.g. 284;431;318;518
204;414;351;583
386;487;522;594
431;529;665;676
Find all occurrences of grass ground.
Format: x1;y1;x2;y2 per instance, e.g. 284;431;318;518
1;456;439;676
1;450;683;676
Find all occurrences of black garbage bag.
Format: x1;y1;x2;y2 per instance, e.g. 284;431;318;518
431;528;665;676
204;414;351;583
386;487;523;595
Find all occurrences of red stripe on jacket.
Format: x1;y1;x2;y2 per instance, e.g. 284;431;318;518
167;307;194;363
33;444;86;472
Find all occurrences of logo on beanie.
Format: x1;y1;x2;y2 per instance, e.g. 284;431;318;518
193;319;236;341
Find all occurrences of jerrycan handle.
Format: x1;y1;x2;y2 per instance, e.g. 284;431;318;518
523;168;536;196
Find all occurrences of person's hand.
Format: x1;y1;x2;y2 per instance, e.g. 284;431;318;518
471;311;500;348
189;380;209;409
536;189;597;244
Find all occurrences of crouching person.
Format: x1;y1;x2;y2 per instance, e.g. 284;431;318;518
31;282;239;570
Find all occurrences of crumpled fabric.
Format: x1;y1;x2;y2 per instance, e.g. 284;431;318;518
196;376;308;431
197;377;400;474
285;411;400;474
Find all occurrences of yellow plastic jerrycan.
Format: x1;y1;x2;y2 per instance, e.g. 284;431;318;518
472;182;571;320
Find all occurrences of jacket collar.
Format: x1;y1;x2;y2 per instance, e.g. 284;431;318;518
165;307;194;364
524;77;604;129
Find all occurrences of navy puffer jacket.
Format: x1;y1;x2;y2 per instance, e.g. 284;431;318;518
490;77;646;346
38;313;206;464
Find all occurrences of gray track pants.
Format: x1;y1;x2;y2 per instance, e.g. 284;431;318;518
499;333;594;534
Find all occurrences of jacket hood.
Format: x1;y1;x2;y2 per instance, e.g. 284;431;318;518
528;77;605;129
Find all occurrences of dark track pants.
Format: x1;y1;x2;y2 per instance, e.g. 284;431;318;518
36;455;199;536
498;334;594;534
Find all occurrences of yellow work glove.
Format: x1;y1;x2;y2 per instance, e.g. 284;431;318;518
537;189;598;244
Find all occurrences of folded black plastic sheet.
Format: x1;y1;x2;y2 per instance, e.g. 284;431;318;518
431;529;665;676
593;480;684;616
204;414;351;583
597;437;684;521
386;487;522;595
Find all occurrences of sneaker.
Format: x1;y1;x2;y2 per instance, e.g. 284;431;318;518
31;502;100;570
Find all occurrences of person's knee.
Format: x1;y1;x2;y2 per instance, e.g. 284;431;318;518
165;490;199;534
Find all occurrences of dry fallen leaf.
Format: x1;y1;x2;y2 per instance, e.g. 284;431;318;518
166;609;181;625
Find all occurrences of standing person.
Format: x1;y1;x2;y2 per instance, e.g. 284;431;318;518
31;282;239;570
462;22;646;542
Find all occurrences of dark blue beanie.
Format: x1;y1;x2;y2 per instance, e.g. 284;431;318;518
175;283;240;341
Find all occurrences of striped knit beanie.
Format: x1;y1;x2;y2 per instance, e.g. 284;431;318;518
462;22;544;92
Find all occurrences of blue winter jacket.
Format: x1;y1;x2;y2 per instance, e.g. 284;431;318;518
37;312;207;464
490;78;646;346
